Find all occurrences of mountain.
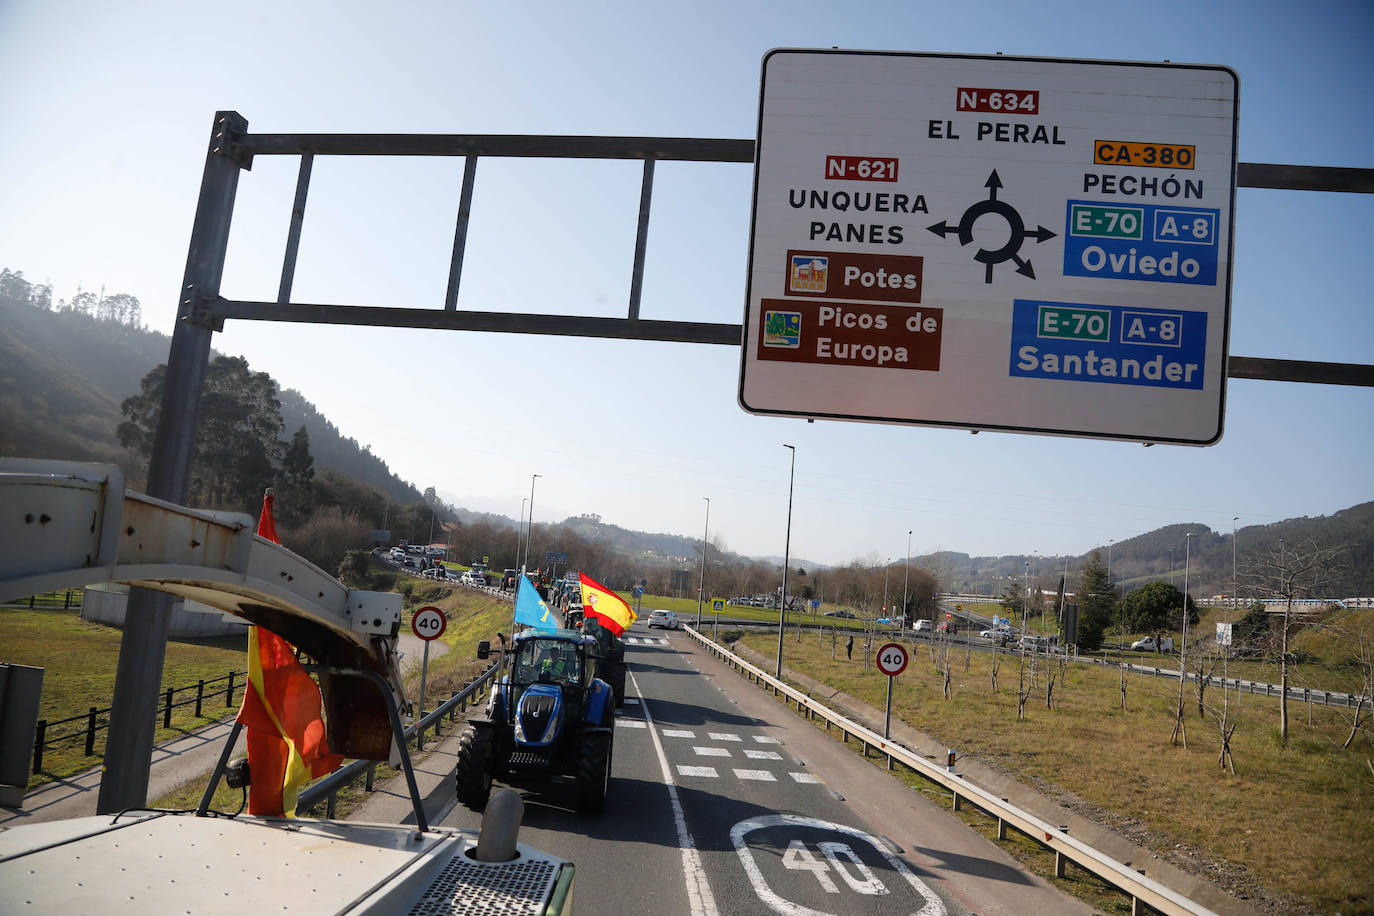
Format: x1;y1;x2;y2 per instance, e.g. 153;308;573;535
918;504;1374;598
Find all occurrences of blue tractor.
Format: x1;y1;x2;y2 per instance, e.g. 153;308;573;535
455;629;616;811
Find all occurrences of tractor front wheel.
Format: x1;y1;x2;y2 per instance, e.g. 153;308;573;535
576;731;613;812
454;723;495;811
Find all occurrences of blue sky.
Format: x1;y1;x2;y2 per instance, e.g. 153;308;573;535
1;0;1370;567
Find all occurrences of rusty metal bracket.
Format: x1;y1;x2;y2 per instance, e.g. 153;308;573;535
210;111;253;170
181;286;225;331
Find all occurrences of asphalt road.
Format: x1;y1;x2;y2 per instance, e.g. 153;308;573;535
435;620;1086;916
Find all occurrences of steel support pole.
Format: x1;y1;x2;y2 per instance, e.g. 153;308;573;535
98;111;247;814
775;445;795;680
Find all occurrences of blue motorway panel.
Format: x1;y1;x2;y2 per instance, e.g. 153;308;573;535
1008;298;1208;390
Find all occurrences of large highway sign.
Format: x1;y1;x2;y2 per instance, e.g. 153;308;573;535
739;50;1238;445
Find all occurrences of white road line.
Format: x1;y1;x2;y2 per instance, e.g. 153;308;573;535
743;749;782;760
624;697;641;705
733;769;776;782
707;732;742;742
661;728;695;738
789;772;820;784
752;735;781;744
676;765;720;778
693;746;731;757
615;719;647;729
630;670;718;916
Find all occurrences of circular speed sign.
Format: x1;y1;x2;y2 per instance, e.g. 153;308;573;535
412;606;447;641
875;642;908;677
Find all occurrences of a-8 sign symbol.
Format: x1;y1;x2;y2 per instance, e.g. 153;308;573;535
412;606;446;641
875;642;908;676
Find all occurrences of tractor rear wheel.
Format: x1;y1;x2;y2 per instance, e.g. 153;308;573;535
454;724;494;811
575;731;612;812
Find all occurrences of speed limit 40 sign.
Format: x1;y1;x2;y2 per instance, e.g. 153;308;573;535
876;642;908;676
412;606;447;641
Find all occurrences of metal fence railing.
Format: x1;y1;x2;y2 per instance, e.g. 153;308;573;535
297;662;498;818
685;625;1218;916
32;670;244;773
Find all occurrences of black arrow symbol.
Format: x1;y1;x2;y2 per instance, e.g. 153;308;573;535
985;170;1003;200
1026;225;1057;244
927;220;960;239
1012;254;1036;279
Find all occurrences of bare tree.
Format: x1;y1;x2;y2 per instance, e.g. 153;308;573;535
1246;539;1347;746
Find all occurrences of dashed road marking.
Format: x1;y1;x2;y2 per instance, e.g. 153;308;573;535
734;769;776;782
677;765;719;778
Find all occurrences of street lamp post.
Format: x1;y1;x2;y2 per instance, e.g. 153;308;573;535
775;444;796;680
516;498;527;571
1023;560;1031;632
1183;532;1195;669
522;475;541;577
902;529;912;626
882;559;890;617
1232;516;1239;617
696;497;710;628
1169;547;1176;587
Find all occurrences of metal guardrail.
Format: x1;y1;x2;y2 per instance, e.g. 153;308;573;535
684;625;1217;916
1082;654;1363;709
297;662;498;817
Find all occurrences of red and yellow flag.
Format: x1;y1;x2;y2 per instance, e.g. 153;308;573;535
236;491;342;817
579;573;637;636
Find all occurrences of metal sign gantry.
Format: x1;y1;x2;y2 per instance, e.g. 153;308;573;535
99;108;1373;812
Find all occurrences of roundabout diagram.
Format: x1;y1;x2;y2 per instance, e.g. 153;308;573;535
928;170;1056;283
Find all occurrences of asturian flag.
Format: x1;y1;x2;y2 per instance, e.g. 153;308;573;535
514;575;557;631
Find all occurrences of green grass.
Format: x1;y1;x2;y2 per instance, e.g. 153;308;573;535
0;607;249;785
631;591;867;630
738;631;1374;914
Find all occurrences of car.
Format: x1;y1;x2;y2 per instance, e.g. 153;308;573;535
913;619;933;632
647;609;680;630
1131;636;1174;652
460;570;486;586
824;610;856;619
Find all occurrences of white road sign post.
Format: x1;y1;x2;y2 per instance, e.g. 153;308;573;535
740;50;1238;445
412;606;446;747
875;642;909;738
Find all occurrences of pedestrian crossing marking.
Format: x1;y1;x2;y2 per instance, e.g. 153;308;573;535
734;769;776;782
626;636;670;646
743;749;781;760
661;728;695;738
789;772;820;784
677;765;718;778
707;732;742;742
615;719;647;728
693;746;731;757
752;736;781;744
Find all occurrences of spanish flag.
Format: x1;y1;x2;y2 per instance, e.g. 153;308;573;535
236;491;343;816
579;573;637;636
